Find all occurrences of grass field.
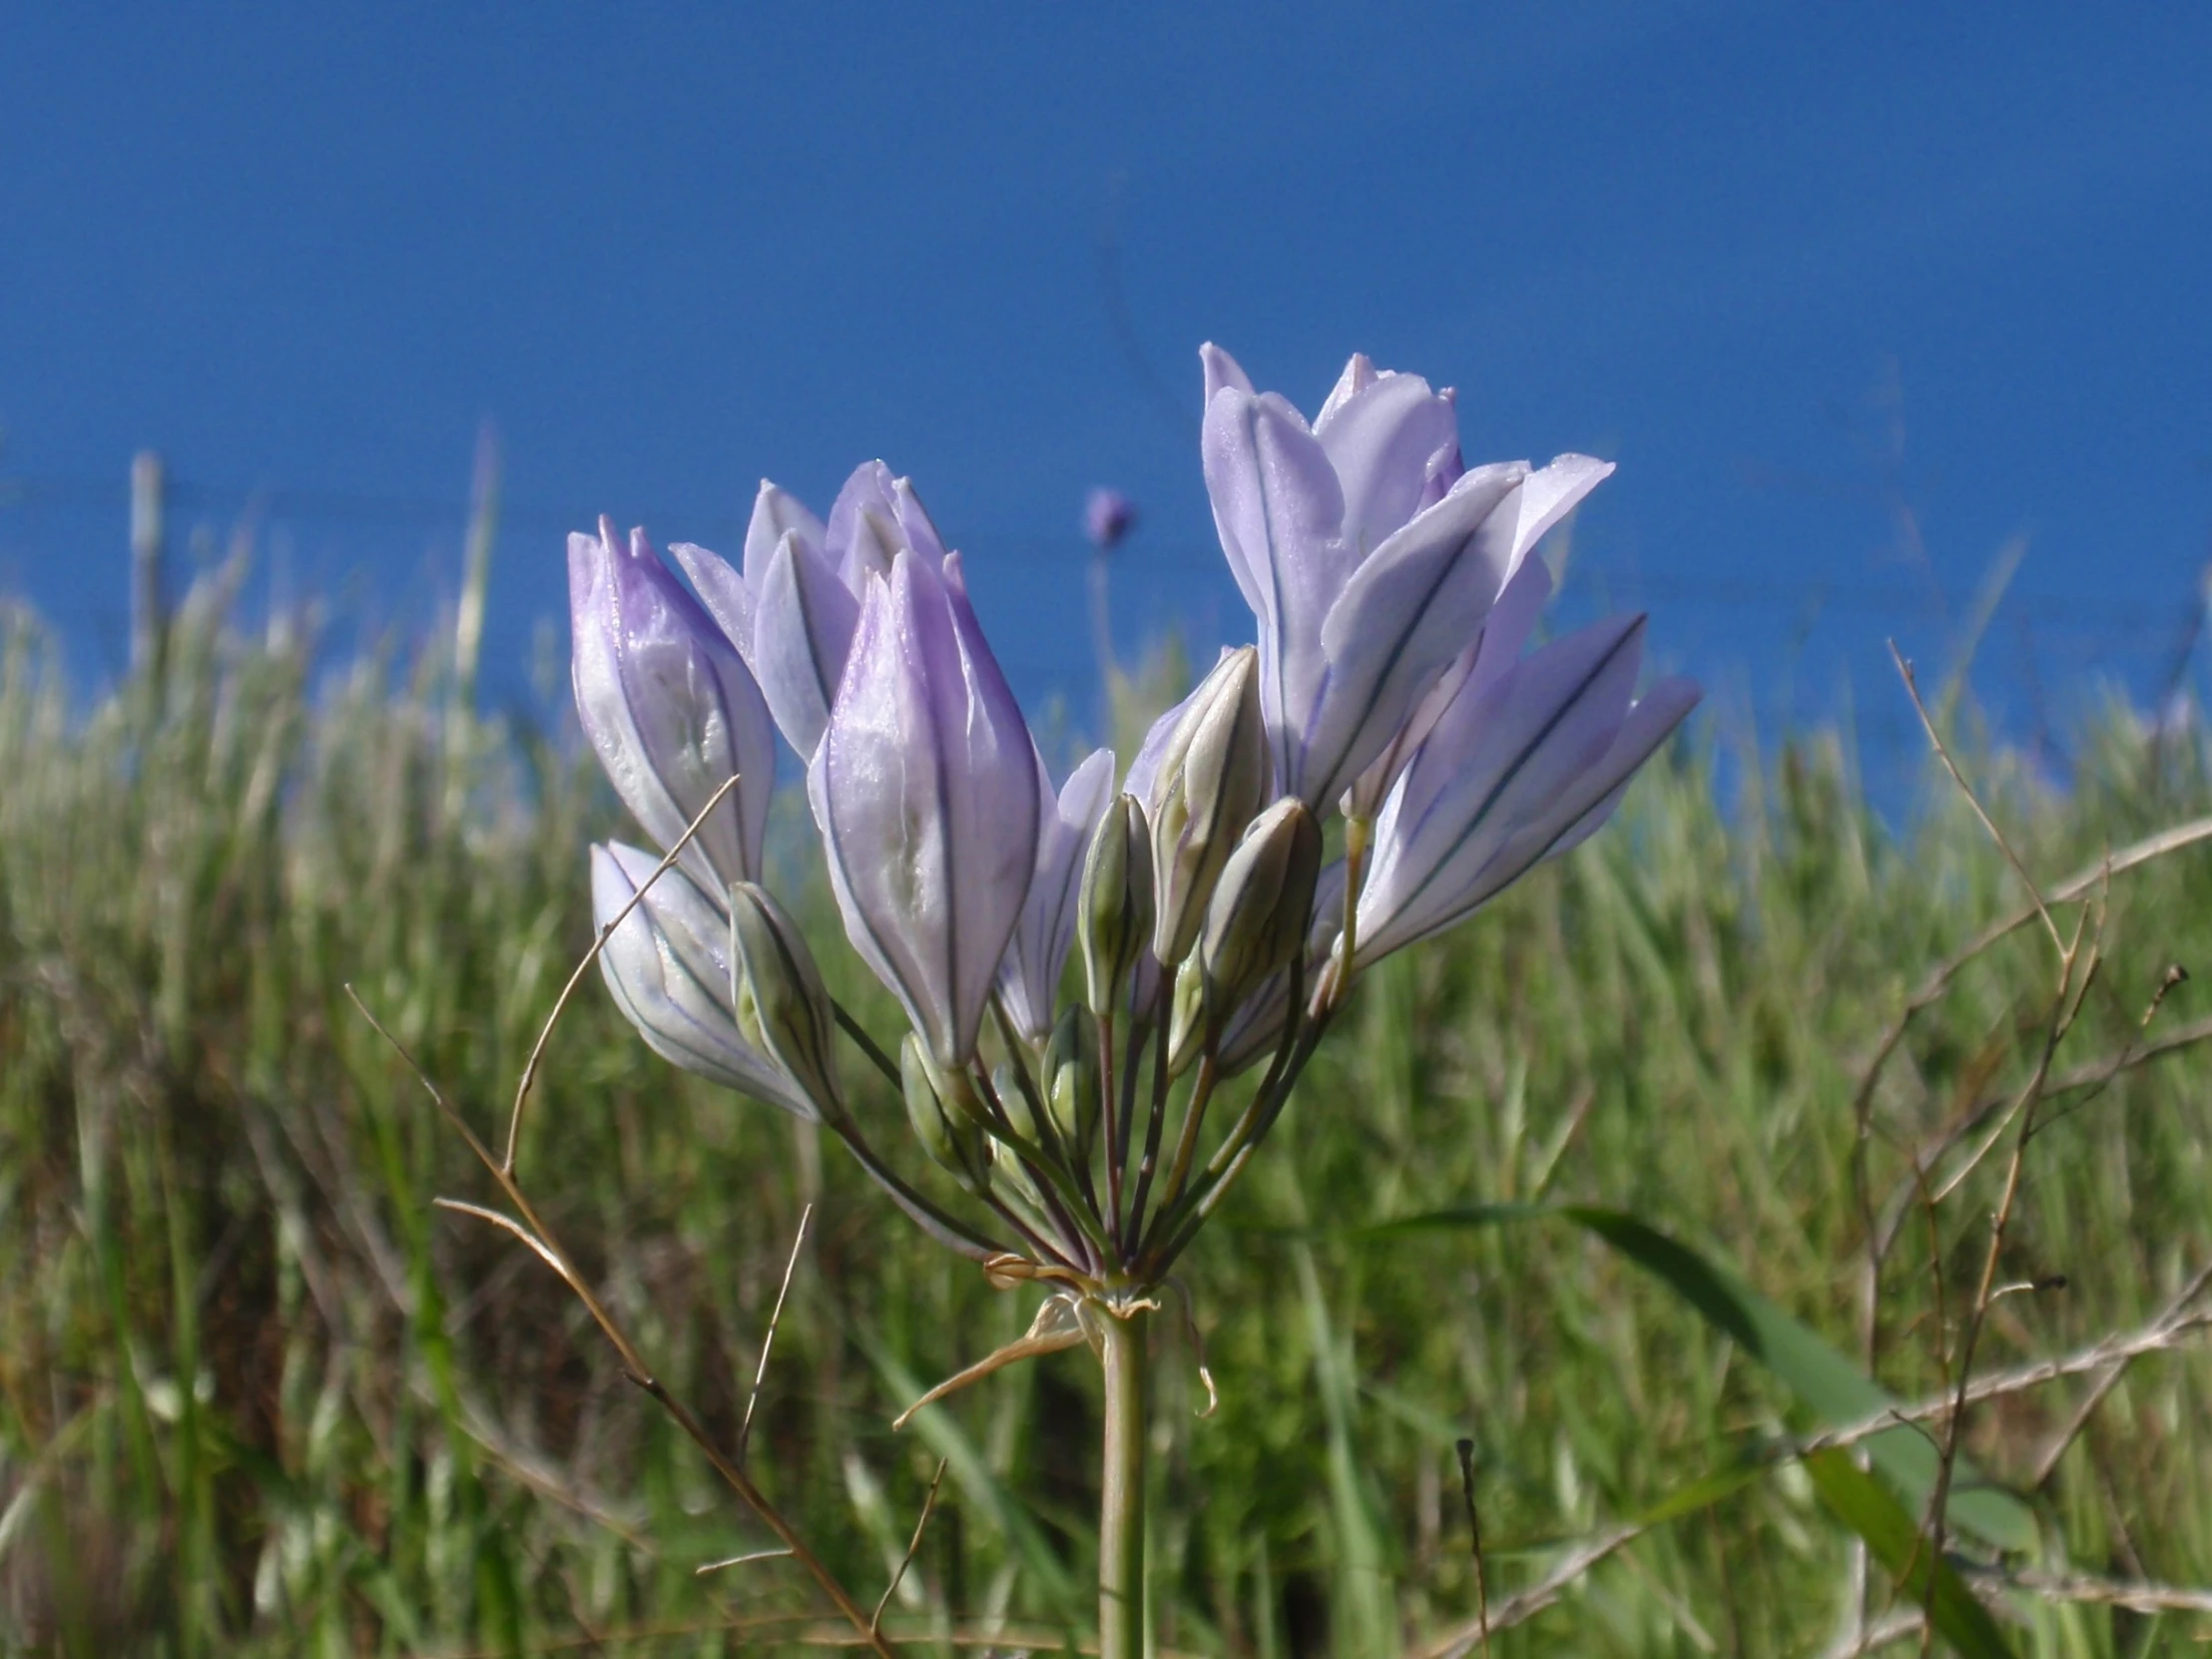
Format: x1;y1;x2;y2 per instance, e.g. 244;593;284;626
3;555;2210;1657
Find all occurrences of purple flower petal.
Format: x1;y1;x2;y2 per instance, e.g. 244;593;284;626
811;548;1040;1064
825;460;905;586
569;519;775;893
743;480;826;594
750;527;863;758
998;746;1117;1041
1311;361;1460;565
1355;615;1654;963
591;842;814;1116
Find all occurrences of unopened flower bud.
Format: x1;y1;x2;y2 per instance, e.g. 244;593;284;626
991;1060;1043;1145
1078;794;1155;1016
1043;1002;1099;1149
1148;646;1268;968
1166;948;1209;1078
1200;799;1324;1014
728;881;845;1121
902;1032;987;1187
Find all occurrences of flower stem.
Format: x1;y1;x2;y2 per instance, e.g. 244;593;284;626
1098;1306;1149;1659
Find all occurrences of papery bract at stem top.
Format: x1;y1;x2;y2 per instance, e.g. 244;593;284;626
810;546;1040;1067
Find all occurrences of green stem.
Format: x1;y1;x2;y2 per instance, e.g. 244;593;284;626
1098;1306;1150;1659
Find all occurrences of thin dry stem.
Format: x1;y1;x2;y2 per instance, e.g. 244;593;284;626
1454;1437;1493;1659
1797;1300;2212;1456
1890;642;2061;955
740;1202;814;1464
1421;1523;1648;1657
347;983;896;1657
505;772;743;1176
872;1457;949;1639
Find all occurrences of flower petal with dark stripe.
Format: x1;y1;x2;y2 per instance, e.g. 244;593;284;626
1353;616;1699;965
809;546;1041;1065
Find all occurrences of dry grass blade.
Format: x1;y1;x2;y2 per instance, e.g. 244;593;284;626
1890;641;2061;956
872;1456;948;1639
695;1547;794;1577
1971;1566;2212;1614
1420;1523;1648;1657
740;1201;813;1464
431;1198;572;1288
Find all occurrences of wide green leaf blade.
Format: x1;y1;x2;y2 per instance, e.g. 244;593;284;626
1358;1203;2038;1554
1804;1448;2016;1658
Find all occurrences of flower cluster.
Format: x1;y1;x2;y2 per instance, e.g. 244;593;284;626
570;344;1698;1293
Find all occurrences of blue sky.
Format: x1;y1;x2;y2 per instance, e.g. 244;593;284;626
4;2;2209;761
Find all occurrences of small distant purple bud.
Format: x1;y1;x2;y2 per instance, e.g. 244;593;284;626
1084;487;1137;553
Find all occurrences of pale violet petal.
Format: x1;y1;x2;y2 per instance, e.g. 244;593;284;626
1311;367;1458;562
813;549;1039;1063
741;480;826;595
591;843;814;1116
751;528;861;759
1356;617;1645;963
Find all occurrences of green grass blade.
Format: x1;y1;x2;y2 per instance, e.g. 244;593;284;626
1356;1203;2039;1554
1804;1448;2016;1659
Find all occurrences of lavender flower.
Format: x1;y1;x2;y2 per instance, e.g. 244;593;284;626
999;747;1118;1043
555;326;1705;1659
810;545;1040;1066
1084;487;1137;553
569;518;776;892
589;842;814;1117
1200;343;1613;817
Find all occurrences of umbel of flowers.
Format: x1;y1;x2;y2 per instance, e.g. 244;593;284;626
569;345;1699;1656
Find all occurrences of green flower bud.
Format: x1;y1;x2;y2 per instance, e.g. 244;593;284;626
1166;947;1209;1078
902;1032;985;1186
1199;798;1324;1015
1043;1002;1099;1150
1149;646;1268;968
728;881;845;1120
1078;794;1154;1017
991;1059;1042;1145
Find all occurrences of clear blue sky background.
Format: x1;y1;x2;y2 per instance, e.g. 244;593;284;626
4;2;2209;763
